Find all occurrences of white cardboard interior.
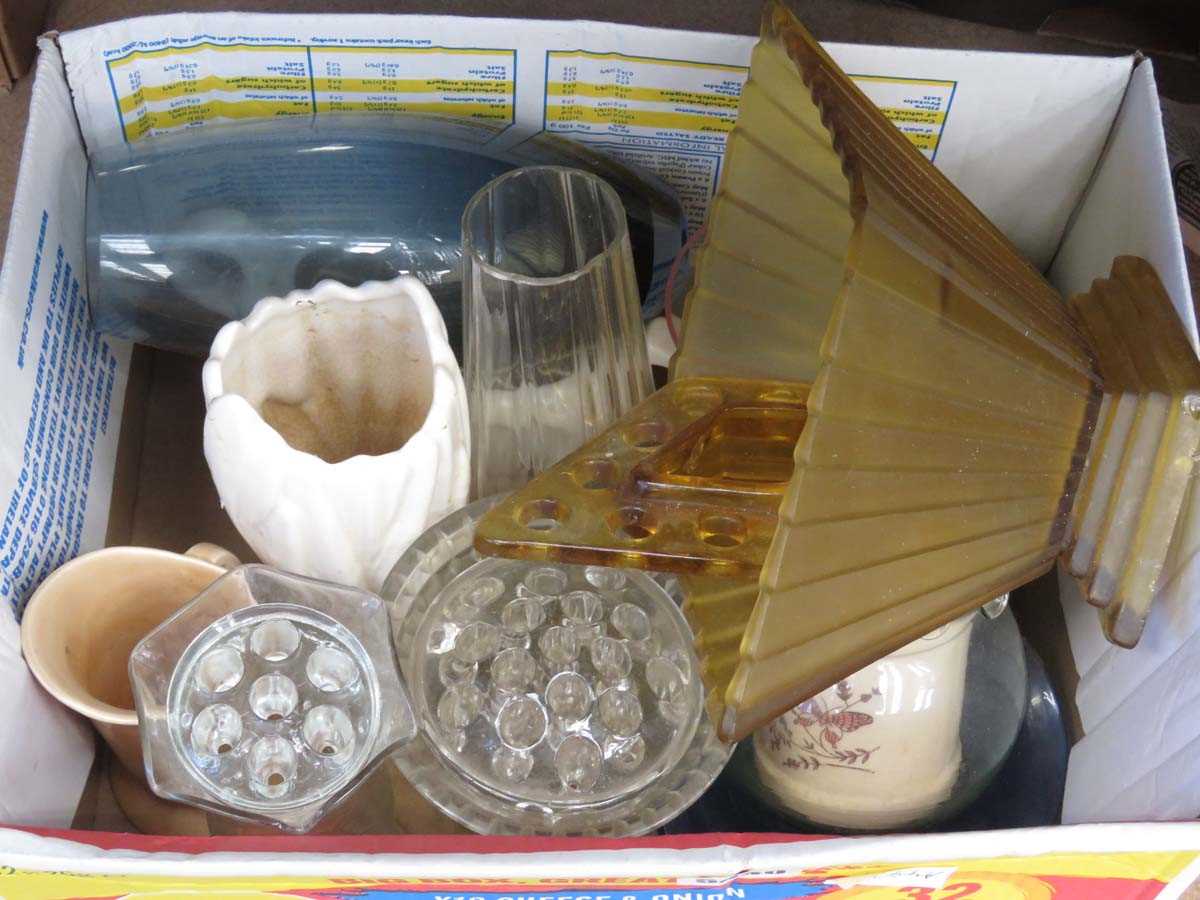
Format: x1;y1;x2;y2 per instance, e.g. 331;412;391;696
0;10;1194;843
0;40;128;828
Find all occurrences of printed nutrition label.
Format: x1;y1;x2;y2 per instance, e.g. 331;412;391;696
96;33;956;224
94;32;957;247
544;50;746;230
541;50;956;229
105;41;516;142
310;47;513;121
849;74;957;158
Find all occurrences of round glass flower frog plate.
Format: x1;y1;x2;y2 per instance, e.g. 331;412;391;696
412;558;703;808
385;496;730;836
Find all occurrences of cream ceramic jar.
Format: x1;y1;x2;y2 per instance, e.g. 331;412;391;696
753;613;976;831
202;277;469;593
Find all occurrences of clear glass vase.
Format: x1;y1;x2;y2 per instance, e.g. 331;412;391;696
462;166;653;498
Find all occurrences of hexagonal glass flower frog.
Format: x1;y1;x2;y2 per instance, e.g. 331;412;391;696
129;564;416;833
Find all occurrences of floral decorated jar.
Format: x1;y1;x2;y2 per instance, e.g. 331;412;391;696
753;612;984;830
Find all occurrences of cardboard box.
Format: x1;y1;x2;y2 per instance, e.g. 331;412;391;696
2;6;1200;893
0;0;47;87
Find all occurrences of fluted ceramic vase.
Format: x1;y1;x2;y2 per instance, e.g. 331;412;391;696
203;276;470;592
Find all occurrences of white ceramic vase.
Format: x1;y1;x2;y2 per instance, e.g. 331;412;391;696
202;276;470;593
753;613;975;831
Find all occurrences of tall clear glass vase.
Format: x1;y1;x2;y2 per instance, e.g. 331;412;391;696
463;166;653;498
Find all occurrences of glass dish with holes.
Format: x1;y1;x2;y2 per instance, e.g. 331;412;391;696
129;565;416;833
475;376;810;579
382;496;732;835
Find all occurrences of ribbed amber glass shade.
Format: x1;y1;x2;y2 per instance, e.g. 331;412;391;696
1066;256;1200;649
475;1;1198;741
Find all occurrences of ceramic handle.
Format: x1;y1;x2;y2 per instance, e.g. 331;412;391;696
185;543;240;570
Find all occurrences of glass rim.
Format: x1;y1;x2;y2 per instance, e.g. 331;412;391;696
460;165;631;287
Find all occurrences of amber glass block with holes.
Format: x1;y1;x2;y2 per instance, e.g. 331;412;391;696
477;1;1196;741
633;402;806;506
477;377;809;579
